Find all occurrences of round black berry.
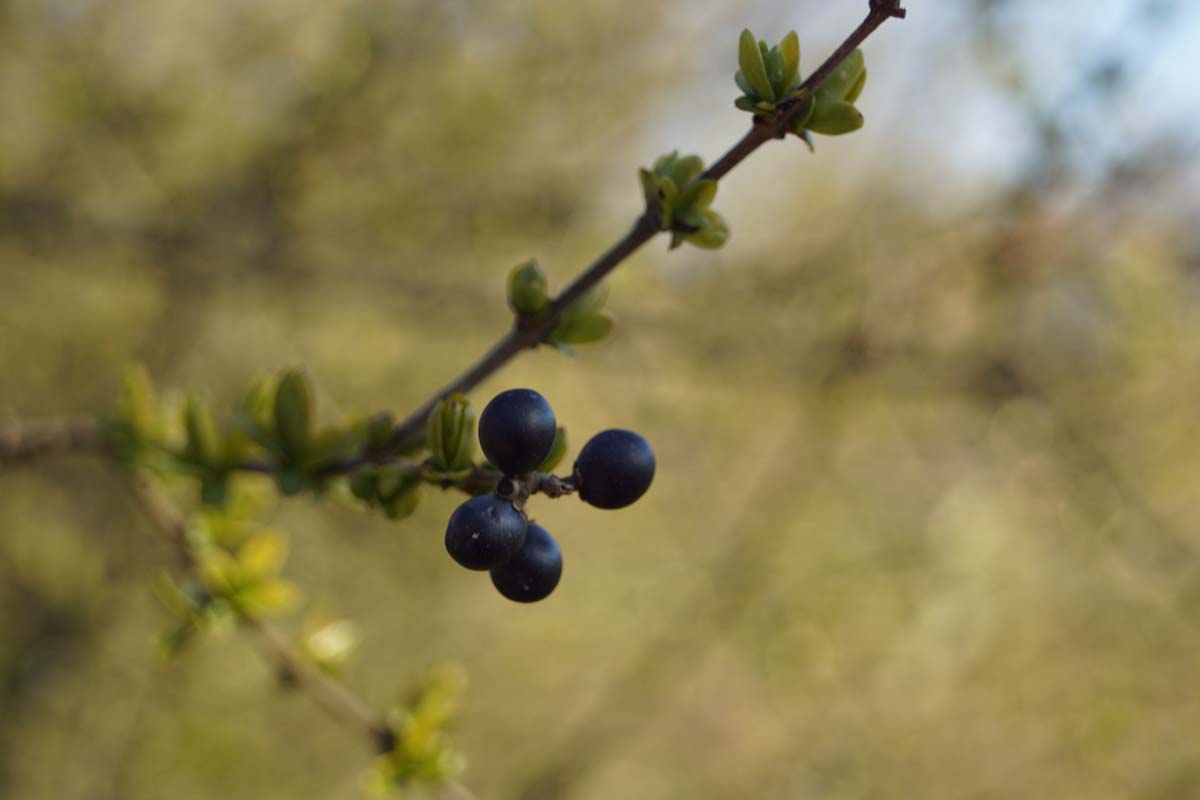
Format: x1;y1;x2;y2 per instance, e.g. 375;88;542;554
574;429;655;509
478;388;557;476
444;494;528;570
490;523;563;602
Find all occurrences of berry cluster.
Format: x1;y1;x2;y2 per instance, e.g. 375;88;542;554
443;389;655;602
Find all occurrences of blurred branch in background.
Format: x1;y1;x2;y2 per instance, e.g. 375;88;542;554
0;416;102;466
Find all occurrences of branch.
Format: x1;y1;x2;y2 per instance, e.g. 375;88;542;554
129;477;480;797
0;2;906;487
380;1;905;456
129;478;392;749
0;416;104;466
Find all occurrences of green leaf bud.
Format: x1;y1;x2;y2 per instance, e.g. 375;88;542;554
659;154;704;190
551;312;614;345
184;393;221;467
506;259;550;319
764;45;786;96
426;393;475;473
364;411;395;452
349;469;378;504
780;31;801;90
273;369;313;462
121;364;160;442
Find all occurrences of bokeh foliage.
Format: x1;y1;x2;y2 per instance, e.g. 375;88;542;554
3;1;1200;799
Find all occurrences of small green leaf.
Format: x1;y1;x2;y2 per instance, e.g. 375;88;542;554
780;31;801;89
184;394;221;467
240;375;278;430
230;415;276;451
506;259;549;318
816;48;865;103
349;470;379;504
274;369;313;461
551;312;613;345
764;45;786;96
663;155;704;189
807;100;864;135
734;70;756;97
677;178;717;212
238;579;300;616
363;412;395;452
239;530;288;577
734;95;758;112
377;466;420;501
121;365;160;441
686;210;731;250
846;66;867;104
565;282;609;318
382;486;421;520
651;150;679;177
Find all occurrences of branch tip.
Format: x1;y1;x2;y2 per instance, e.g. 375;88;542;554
870;0;906;18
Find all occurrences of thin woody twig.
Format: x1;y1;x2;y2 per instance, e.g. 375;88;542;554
129;478;480;796
0;416;104;465
128;479;394;749
0;4;905;483
382;2;906;457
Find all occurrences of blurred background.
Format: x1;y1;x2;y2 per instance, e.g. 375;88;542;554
3;0;1200;797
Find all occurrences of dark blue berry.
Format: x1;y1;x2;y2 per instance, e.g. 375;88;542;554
444;494;528;570
478;388;557;476
490;523;563;602
574;429;655;509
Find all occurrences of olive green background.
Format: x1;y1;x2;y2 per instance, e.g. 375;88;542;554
3;1;1200;798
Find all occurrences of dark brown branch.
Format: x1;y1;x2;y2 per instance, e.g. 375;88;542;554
1;3;905;491
382;2;905;459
